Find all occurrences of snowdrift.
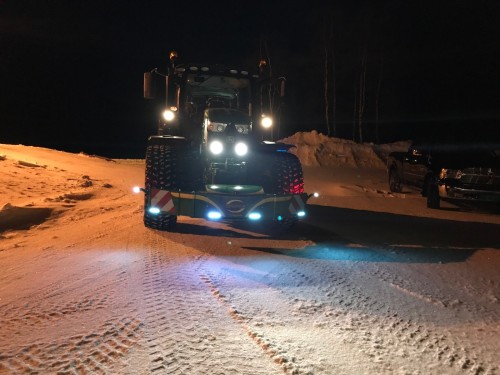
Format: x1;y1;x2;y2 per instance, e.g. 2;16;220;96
280;130;410;168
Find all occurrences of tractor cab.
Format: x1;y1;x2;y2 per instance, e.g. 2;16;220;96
144;55;274;144
144;54;275;184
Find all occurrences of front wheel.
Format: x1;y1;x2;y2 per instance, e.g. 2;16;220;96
389;168;402;193
252;152;304;195
143;139;186;231
426;178;440;209
144;212;177;231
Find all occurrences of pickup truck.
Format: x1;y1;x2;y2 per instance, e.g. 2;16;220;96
387;141;500;209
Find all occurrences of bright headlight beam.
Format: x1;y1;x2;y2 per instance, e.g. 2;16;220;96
234;142;248;156
209;140;224;155
261;116;273;128
248;212;262;220
162;110;175;121
207;211;222;220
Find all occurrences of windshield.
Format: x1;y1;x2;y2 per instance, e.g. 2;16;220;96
185;74;251;114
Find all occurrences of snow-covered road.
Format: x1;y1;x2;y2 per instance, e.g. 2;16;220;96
0;141;499;374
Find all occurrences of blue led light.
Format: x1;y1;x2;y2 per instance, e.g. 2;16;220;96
148;207;161;215
248;212;262;220
277;215;283;221
207;211;222;220
297;211;306;217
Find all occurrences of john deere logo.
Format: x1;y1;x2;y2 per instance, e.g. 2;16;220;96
226;199;245;214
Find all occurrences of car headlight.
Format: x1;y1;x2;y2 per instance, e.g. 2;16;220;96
234;142;248;156
209;140;224;155
261;115;273;128
162;109;176;122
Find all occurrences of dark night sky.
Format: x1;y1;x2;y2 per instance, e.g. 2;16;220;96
1;0;499;157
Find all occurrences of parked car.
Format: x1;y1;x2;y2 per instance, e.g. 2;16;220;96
387;140;500;209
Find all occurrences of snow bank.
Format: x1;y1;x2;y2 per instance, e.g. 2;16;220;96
280;131;411;168
0;144;143;236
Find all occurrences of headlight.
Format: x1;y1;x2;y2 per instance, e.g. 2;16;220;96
261;115;273;128
162;109;176;122
248;212;262;220
207;121;227;132
235;124;251;134
209;140;224;155
234;142;248;156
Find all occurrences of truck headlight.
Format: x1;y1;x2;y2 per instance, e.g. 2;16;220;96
209;140;224;155
234;142;248;156
162;109;176;122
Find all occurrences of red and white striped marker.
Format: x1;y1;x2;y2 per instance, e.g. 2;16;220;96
150;189;176;214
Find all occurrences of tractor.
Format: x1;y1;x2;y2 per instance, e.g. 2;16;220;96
139;51;310;231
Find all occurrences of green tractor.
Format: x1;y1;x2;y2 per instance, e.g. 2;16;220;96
140;51;310;231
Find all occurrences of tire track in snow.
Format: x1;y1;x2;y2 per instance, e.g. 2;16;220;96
137;230;282;374
294;263;497;375
0;317;143;374
198;271;297;373
0;237;145;373
371;266;500;323
200;254;497;375
0;259;128;330
198;261;382;374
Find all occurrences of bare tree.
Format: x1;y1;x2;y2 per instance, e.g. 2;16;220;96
352;85;357;141
375;54;383;144
331;31;337;138
323;19;337;137
324;34;330;136
358;46;367;143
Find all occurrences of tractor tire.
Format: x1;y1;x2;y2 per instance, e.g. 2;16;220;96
253;152;304;231
275;152;304;195
258;152;305;195
143;140;186;231
273;152;304;230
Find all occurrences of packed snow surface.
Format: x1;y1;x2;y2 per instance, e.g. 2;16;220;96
0;133;499;374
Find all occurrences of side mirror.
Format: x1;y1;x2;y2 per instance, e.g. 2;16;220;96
143;72;154;99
